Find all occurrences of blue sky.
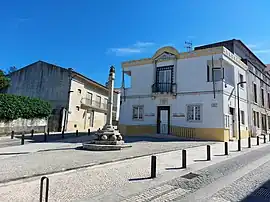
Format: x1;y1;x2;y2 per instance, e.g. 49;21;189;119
0;0;270;87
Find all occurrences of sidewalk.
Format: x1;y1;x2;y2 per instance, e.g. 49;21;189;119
0;137;268;202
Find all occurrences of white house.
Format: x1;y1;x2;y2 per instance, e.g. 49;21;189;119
119;46;250;141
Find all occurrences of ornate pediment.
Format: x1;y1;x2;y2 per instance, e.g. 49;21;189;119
152;46;179;61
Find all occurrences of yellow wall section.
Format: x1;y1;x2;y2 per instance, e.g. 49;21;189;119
119;125;249;142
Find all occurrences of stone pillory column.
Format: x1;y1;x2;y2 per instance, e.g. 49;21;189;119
82;66;129;151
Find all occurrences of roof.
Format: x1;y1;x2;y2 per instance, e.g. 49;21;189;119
11;60;119;94
195;39;266;68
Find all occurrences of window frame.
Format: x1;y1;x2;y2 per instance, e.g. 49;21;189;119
240;110;245;125
132;105;144;121
253;83;258;103
239;73;244;88
187;104;202;122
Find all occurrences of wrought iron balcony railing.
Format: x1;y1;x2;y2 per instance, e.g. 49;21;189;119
152;82;176;93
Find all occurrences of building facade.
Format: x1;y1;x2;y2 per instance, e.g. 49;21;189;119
5;61;120;132
119;45;250;141
196;39;270;137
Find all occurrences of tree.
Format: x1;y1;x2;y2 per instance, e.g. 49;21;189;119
0;70;10;90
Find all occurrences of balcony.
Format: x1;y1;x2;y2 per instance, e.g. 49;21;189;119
81;98;117;112
152;82;177;94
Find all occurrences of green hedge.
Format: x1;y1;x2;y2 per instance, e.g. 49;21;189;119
0;94;51;120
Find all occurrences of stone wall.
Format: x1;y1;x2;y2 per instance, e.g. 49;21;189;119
0;118;47;136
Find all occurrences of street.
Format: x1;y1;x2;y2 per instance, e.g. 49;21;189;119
0;135;270;201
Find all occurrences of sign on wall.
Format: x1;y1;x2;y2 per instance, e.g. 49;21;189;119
145;113;155;117
173;113;185;117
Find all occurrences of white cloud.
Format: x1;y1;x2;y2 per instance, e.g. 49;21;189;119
254;49;270;54
108;41;155;56
247;44;258;49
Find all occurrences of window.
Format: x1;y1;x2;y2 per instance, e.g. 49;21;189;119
224;115;229;128
104;98;108;109
262;114;267;131
132;106;143;120
212;69;222;81
96;95;101;107
253;111;256;127
261;88;265;106
78;89;82;94
267;93;270;109
76;106;80;111
257;112;260;128
268;116;270;129
239;74;244;87
86;92;92;105
253;83;257;103
187;104;202;121
240;110;245;125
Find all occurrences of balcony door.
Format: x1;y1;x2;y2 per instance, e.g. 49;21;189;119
156;66;173;92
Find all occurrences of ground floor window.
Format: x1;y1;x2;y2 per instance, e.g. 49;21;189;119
240;110;245;125
253;111;260;128
187;104;202;121
132;105;144;120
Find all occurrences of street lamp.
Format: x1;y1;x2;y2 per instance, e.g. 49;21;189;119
237;81;247;151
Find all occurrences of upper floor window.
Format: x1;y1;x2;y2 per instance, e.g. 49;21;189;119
132;105;143;120
187;104;202;121
268;93;270;108
207;65;223;82
86;92;92;105
239;74;244;87
156;66;173;84
240;110;245;125
253;83;257;103
261;88;265;106
96;95;101;107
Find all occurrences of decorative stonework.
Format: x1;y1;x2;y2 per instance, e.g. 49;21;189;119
83;66;131;151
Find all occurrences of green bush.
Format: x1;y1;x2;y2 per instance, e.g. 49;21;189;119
0;94;51;120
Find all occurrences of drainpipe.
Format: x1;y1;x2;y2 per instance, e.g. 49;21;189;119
65;68;73;132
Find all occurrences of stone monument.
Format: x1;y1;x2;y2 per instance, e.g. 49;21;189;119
83;66;131;151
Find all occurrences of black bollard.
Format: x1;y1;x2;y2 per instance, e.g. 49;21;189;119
182;150;187;168
44;133;47;142
21;133;24;145
151;156;157;178
88;128;90;136
248;136;251;148
11;131;14;139
269;134;270;142
47;127;49;136
40;176;49;202
225;142;228;155
207;145;211;161
61;130;64;139
76;130;78;137
257;136;260;145
264;135;266;143
31;129;34;138
238;139;241;151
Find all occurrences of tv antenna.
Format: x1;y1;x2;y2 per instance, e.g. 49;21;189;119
184;41;192;52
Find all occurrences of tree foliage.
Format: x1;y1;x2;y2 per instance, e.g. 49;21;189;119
0;94;51;120
0;70;10;90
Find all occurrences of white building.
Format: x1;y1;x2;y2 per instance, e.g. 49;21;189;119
119;46;250;141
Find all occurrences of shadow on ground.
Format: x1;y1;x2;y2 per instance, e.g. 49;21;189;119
241;178;270;202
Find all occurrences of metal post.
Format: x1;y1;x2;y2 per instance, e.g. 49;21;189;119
31;129;34;138
21;133;24;145
269;134;270;142
61;130;64;139
237;83;241;151
151;156;157;178
248;136;251;148
207;145;211;161
182;150;187;168
76;130;78;137
257;136;260;145
47;127;49;136
11;131;14;139
40;176;49;202
88;128;90;136
44;133;47;142
225;142;228;155
264;134;266;143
